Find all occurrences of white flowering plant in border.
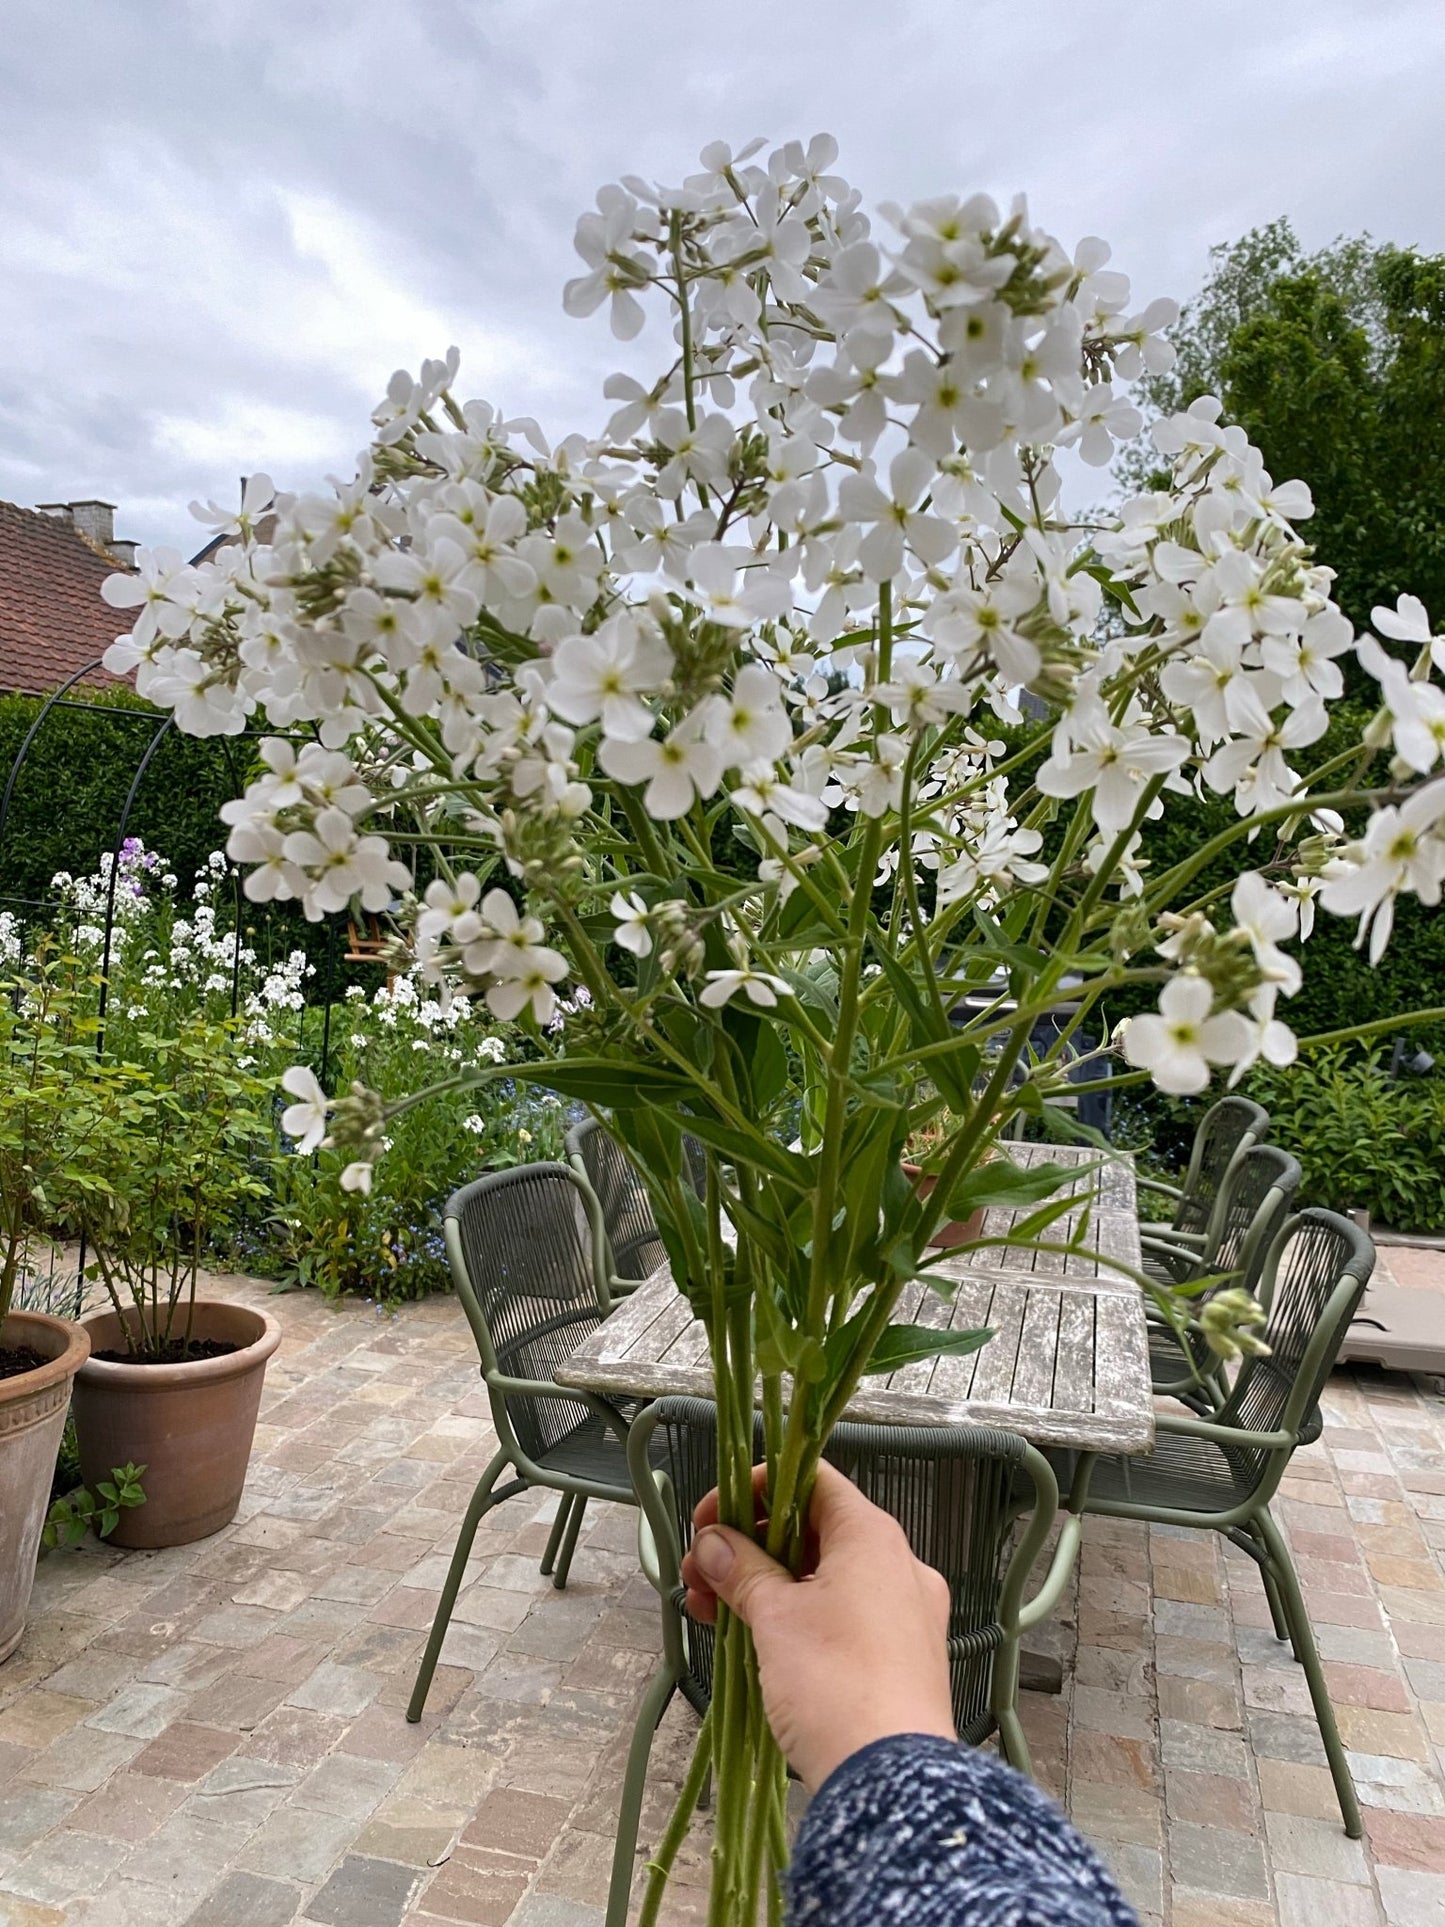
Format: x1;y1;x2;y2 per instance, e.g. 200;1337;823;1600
107;134;1445;1922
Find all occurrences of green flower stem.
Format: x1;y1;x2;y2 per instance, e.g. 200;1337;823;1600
1028;794;1096;949
896;742;951;1033
913;1024;1032;1248
1065;774;1170;949
615;786;673;881
637;1709;715;1927
768;1772;788;1926
672;215;698;433
1141;783;1412;916
1296;1006;1445;1051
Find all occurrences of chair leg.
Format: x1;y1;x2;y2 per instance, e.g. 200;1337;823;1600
408;1449;515;1724
1245;1520;1294;1650
990;1641;1034;1778
540;1495;575;1579
1253;1509;1363;1838
553;1494;588;1591
605;1666;678;1927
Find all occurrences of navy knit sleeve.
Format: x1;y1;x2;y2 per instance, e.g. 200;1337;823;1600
786;1734;1138;1926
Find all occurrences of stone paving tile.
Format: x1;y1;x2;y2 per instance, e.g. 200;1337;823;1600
1;1253;1444;1924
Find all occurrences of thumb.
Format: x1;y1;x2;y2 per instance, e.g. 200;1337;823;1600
691;1525;794;1626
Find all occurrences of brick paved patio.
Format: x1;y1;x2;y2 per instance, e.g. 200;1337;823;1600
1;1250;1443;1927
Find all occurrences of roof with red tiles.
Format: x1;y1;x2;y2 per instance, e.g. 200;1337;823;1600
0;500;133;698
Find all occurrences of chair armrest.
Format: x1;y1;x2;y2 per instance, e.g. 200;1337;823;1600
486;1371;634;1444
1140;1223;1207;1246
1018;1513;1082;1633
1136;1175;1183;1202
1141;1231;1207;1262
637;1510;664;1594
1156;1411;1294;1452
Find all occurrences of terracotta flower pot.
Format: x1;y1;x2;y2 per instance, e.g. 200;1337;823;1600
72;1301;281;1549
0;1310;91;1663
902;1161;988;1252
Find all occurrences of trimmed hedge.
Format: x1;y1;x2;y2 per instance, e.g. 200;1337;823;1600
0;689;357;998
0;687;237;910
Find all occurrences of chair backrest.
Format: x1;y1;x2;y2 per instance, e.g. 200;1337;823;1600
566;1116;707;1285
567;1117;669;1284
444;1164;605;1467
1174;1095;1270;1238
1201;1143;1301;1285
629;1397;1053;1741
1217;1208;1375;1492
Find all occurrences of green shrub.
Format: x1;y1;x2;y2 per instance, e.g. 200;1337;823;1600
5;841;577;1305
1115;1049;1445;1232
241;980;574;1302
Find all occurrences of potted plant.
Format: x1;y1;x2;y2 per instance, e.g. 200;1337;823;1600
901;1114;1000;1249
0;953;101;1660
72;1009;280;1548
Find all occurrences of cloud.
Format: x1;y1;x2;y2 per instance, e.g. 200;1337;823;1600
0;0;1442;551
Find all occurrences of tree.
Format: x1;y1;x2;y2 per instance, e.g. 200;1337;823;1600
1125;222;1445;635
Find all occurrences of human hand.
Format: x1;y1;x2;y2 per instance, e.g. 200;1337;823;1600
679;1460;956;1792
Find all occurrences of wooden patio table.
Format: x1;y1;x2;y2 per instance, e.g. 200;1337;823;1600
557;1142;1154;1456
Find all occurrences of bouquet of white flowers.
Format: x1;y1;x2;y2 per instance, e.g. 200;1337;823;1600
107;133;1445;1922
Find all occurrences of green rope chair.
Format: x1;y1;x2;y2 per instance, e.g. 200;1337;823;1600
1065;1208;1375;1837
605;1396;1081;1927
566;1115;706;1306
1136;1094;1269;1255
406;1163;645;1724
1146;1143;1301;1402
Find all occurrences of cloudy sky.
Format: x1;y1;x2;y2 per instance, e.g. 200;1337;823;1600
3;0;1443;554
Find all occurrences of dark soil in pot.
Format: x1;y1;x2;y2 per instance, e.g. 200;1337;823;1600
0;1346;48;1381
91;1339;238;1366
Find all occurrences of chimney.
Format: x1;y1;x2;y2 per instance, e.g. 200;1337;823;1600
34;498;135;566
66;500;117;551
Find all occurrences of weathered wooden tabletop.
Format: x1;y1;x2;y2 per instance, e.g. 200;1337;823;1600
558;1142;1155;1454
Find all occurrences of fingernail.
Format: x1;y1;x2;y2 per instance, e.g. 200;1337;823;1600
693;1528;734;1583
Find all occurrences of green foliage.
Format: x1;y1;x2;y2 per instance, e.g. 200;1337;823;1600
0;946;134;1326
42;1463;146;1550
5;844;572;1309
253;1055;571;1303
0;689;359;1003
81;1008;273;1355
0;689;235;908
1115;1049;1445;1233
1127;221;1445;634
1247;1051;1445;1231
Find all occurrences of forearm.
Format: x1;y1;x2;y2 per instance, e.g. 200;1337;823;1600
787;1734;1137;1927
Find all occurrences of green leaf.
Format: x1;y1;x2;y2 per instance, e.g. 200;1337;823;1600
862;1323;994;1375
778;965;839;1022
1003;1191;1090;1246
744;1014;790;1112
672;1112;814;1192
754;1287;801;1377
776;887;837;945
512;1060;692;1106
941;1156;1091;1220
725;1197;795;1276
